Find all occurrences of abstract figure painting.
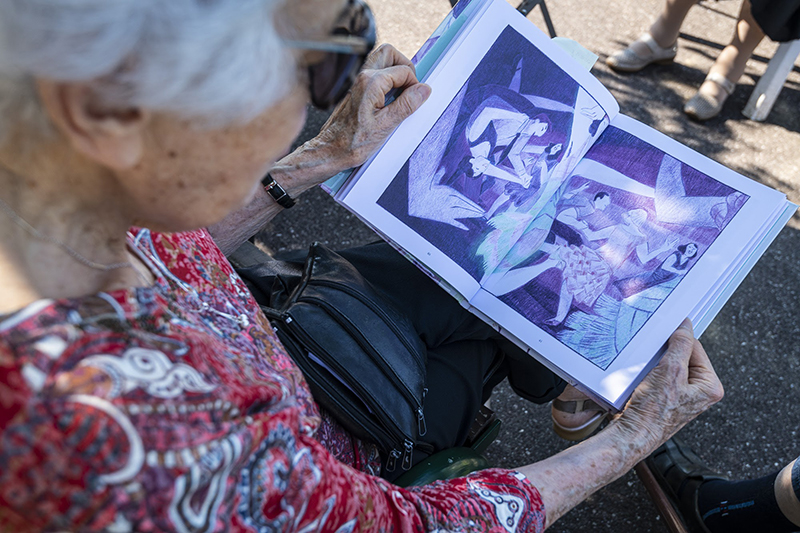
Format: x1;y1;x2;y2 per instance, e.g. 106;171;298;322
378;26;609;282
378;28;747;368
487;126;747;368
376;25;748;369
338;0;792;408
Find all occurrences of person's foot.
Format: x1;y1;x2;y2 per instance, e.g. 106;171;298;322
606;32;678;73
684;72;736;121
551;385;608;441
645;437;729;533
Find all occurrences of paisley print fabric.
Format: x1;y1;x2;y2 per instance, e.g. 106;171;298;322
0;228;545;532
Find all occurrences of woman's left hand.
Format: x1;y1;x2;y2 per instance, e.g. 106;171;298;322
316;44;432;170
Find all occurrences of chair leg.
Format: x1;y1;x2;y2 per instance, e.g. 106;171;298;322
743;40;800;121
538;1;557;39
517;0;557;38
634;462;690;533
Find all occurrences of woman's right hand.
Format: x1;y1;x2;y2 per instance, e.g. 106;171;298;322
315;44;431;172
612;319;724;451
519;319;722;529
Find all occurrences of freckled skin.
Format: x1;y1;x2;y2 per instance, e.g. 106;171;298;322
117;0;348;233
119;89;309;233
0;0;347;308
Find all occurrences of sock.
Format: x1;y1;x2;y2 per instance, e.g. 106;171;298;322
697;472;799;533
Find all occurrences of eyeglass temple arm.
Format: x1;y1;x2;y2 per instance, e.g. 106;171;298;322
283;37;372;55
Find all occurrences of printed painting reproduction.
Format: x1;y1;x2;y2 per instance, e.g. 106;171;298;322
483;127;747;369
334;0;795;409
378;26;608;284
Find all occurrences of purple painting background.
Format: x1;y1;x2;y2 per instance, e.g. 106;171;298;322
379;26;600;281
498;125;748;368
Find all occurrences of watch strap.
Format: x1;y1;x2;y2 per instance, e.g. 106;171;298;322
262;173;296;209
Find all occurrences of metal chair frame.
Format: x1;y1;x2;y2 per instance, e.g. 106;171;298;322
517;0;557;38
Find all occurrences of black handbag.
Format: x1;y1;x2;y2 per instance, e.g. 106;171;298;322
234;242;429;472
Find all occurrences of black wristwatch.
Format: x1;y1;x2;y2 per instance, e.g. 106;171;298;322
262;173;296;209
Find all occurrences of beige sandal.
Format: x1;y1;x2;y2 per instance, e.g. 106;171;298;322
551;397;608;441
684;72;736;121
606;32;678;73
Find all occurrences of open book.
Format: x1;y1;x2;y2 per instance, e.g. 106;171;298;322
326;0;797;410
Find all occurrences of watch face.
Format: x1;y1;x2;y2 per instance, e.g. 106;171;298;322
263;175;295;208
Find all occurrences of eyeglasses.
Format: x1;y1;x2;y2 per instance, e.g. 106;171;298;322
284;0;377;110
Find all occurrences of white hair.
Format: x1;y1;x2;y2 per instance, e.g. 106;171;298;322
0;0;294;139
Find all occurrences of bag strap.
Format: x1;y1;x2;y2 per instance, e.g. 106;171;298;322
228;240;272;269
229;241;305;310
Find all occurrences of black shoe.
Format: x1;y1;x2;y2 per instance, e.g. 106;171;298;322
645;437;729;533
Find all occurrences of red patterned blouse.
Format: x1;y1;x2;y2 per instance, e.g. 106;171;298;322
0;228;545;532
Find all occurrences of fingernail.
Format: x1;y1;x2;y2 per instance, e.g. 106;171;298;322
415;83;432;102
678;318;694;334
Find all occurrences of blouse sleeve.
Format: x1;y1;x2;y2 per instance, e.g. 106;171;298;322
0;341;124;531
0;392;546;532
243;421;546;533
1;343;546;533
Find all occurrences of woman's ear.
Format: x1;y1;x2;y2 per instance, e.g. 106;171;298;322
36;80;150;170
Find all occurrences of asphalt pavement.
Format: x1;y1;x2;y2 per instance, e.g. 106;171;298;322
261;0;800;530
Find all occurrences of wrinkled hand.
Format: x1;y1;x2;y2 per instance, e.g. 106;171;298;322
317;44;432;170
613;319;724;451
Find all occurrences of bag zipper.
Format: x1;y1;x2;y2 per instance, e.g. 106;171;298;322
309;279;426;370
401;439;414;471
386;449;402;472
300;294;427;436
275;327;400;451
280;315;413;450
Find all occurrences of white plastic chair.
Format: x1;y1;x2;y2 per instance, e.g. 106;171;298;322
743;39;800;121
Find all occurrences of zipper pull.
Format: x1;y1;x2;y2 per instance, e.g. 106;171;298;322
386;449;401;472
401;439;414;471
417;408;427;437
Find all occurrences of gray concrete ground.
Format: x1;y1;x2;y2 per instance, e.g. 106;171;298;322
262;0;800;530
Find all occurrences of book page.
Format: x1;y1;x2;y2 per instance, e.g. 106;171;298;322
322;0;490;196
411;0;489;70
340;0;618;300
691;202;796;335
470;113;788;408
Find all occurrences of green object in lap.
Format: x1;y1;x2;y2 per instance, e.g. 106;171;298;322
394;419;502;487
394;447;491;487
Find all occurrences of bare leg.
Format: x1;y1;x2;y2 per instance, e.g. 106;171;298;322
545;279;573;325
484;253;560;296
627;0;698;58
697;0;766;101
650;0;699;46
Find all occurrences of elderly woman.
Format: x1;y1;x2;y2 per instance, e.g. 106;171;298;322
0;0;723;531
